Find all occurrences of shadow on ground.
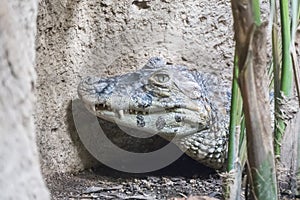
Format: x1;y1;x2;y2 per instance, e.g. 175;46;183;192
46;154;223;200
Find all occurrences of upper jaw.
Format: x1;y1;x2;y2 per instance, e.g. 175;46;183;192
78;75;211;118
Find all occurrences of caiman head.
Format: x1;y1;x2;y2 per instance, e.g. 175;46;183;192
78;57;228;169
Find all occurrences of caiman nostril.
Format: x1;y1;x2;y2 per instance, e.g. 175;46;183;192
94;81;116;95
94;82;108;94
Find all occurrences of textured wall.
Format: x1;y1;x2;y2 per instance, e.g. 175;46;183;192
0;0;50;199
36;0;234;174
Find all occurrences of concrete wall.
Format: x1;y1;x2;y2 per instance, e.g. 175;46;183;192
0;0;50;199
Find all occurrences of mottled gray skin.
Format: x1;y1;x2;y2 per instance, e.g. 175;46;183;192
78;57;229;169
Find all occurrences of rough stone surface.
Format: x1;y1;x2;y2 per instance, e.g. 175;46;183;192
36;0;235;174
0;0;50;199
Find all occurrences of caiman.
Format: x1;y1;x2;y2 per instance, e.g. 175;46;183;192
77;57;230;169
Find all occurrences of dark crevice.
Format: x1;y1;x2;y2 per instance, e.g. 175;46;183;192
132;1;151;9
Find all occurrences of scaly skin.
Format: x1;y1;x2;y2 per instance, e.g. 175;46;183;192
78;57;229;169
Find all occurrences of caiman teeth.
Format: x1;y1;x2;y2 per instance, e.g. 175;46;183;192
118;110;124;118
95;103;111;111
95;104;199;116
90;105;96;112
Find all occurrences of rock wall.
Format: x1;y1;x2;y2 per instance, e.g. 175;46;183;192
36;0;234;174
0;0;50;199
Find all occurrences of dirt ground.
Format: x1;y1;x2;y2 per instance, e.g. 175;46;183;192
46;160;296;200
46;153;296;200
46;154;224;200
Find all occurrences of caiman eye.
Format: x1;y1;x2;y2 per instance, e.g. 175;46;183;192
154;73;170;83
